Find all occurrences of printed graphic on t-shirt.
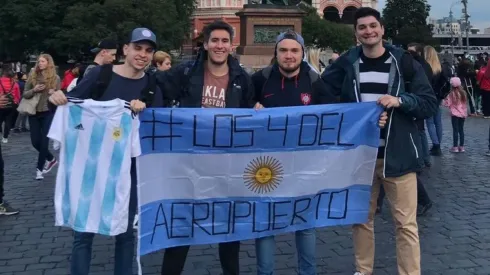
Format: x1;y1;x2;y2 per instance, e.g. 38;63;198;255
202;69;228;108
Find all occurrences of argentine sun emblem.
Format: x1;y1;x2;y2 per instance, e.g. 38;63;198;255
243;156;284;194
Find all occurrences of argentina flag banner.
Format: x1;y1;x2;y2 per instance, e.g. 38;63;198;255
136;102;382;256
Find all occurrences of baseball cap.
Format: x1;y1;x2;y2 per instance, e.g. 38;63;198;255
90;39;118;53
129;28;157;49
275;30;305;56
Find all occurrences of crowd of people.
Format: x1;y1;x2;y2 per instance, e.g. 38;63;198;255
0;5;488;275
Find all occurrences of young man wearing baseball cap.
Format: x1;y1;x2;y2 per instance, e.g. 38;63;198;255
82;38;118;78
49;27;164;275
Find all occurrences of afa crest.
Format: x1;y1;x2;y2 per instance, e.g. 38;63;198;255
243;156;284;194
112;127;122;141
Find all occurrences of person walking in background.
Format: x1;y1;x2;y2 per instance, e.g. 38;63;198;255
457;59;477;116
153;51;172;71
306;47;322;74
424;46;450;156
408;43;433;167
60;63;81;92
476;60;490;118
0;91;18;216
443;77;468;153
22;54;60;180
12;73;28;133
0;64;21;143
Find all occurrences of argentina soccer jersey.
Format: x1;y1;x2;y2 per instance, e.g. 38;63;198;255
48;98;141;236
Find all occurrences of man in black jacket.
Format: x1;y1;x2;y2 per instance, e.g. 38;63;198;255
321;8;437;275
251;31;335;275
155;20;254;275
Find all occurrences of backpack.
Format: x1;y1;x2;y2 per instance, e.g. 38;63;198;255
91;64;157;107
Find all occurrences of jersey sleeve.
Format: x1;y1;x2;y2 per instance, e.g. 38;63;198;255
131;115;142;158
48;105;66;143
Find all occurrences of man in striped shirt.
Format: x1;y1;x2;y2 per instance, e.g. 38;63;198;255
321;7;437;275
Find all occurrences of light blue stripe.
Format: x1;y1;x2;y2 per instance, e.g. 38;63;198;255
138;184;371;255
139;102;383;155
62;106;83;225
98;113;133;234
73;120;107;230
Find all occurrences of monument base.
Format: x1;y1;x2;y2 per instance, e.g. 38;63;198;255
235;4;306;69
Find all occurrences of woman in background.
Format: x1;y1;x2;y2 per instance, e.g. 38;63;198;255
23;54;60;180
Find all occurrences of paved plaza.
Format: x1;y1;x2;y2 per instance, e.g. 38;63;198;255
1;110;490;275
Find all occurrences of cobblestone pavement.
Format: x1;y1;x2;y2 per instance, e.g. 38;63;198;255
1;110;490;275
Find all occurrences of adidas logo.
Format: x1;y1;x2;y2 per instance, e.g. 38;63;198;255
75;124;84;130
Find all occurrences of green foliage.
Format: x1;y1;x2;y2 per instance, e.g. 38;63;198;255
382;0;436;47
301;6;354;52
0;0;196;61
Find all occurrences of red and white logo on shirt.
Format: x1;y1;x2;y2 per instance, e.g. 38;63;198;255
301;93;311;105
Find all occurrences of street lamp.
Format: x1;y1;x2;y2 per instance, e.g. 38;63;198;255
448;1;460;58
461;0;470;54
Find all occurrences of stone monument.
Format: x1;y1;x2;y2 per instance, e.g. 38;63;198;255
235;2;306;69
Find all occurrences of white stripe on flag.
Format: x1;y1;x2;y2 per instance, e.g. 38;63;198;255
137;145;377;205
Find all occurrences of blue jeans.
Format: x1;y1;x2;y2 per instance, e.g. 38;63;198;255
426;105;443;146
419;129;430;164
71;161;137;275
256;229;316;275
28;112;55;170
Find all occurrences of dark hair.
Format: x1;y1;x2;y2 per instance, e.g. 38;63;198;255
1;64;14;78
354;7;382;28
407;43;424;57
202;20;234;42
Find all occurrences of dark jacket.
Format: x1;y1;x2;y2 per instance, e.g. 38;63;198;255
411;54;434;131
156;49;255;108
321;44;437;178
252;61;336;107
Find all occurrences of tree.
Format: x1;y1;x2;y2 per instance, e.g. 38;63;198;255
301;6;354;53
0;0;196;61
382;0;436;47
57;0;196;55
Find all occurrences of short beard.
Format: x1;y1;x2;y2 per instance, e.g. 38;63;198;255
278;63;301;74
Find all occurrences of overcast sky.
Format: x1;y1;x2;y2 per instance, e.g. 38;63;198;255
377;0;490;30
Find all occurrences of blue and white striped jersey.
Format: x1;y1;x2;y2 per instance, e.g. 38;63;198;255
48;98;141;236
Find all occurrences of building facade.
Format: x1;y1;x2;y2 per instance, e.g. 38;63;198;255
188;0;378;49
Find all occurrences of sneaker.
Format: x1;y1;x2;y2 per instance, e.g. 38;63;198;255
486;151;490;156
36;169;44;180
459;146;465;152
0;201;19;216
450;147;459;153
42;158;58;174
12;128;20;133
2;138;7;144
354;273;367;275
21;128;29;132
430;145;442;156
